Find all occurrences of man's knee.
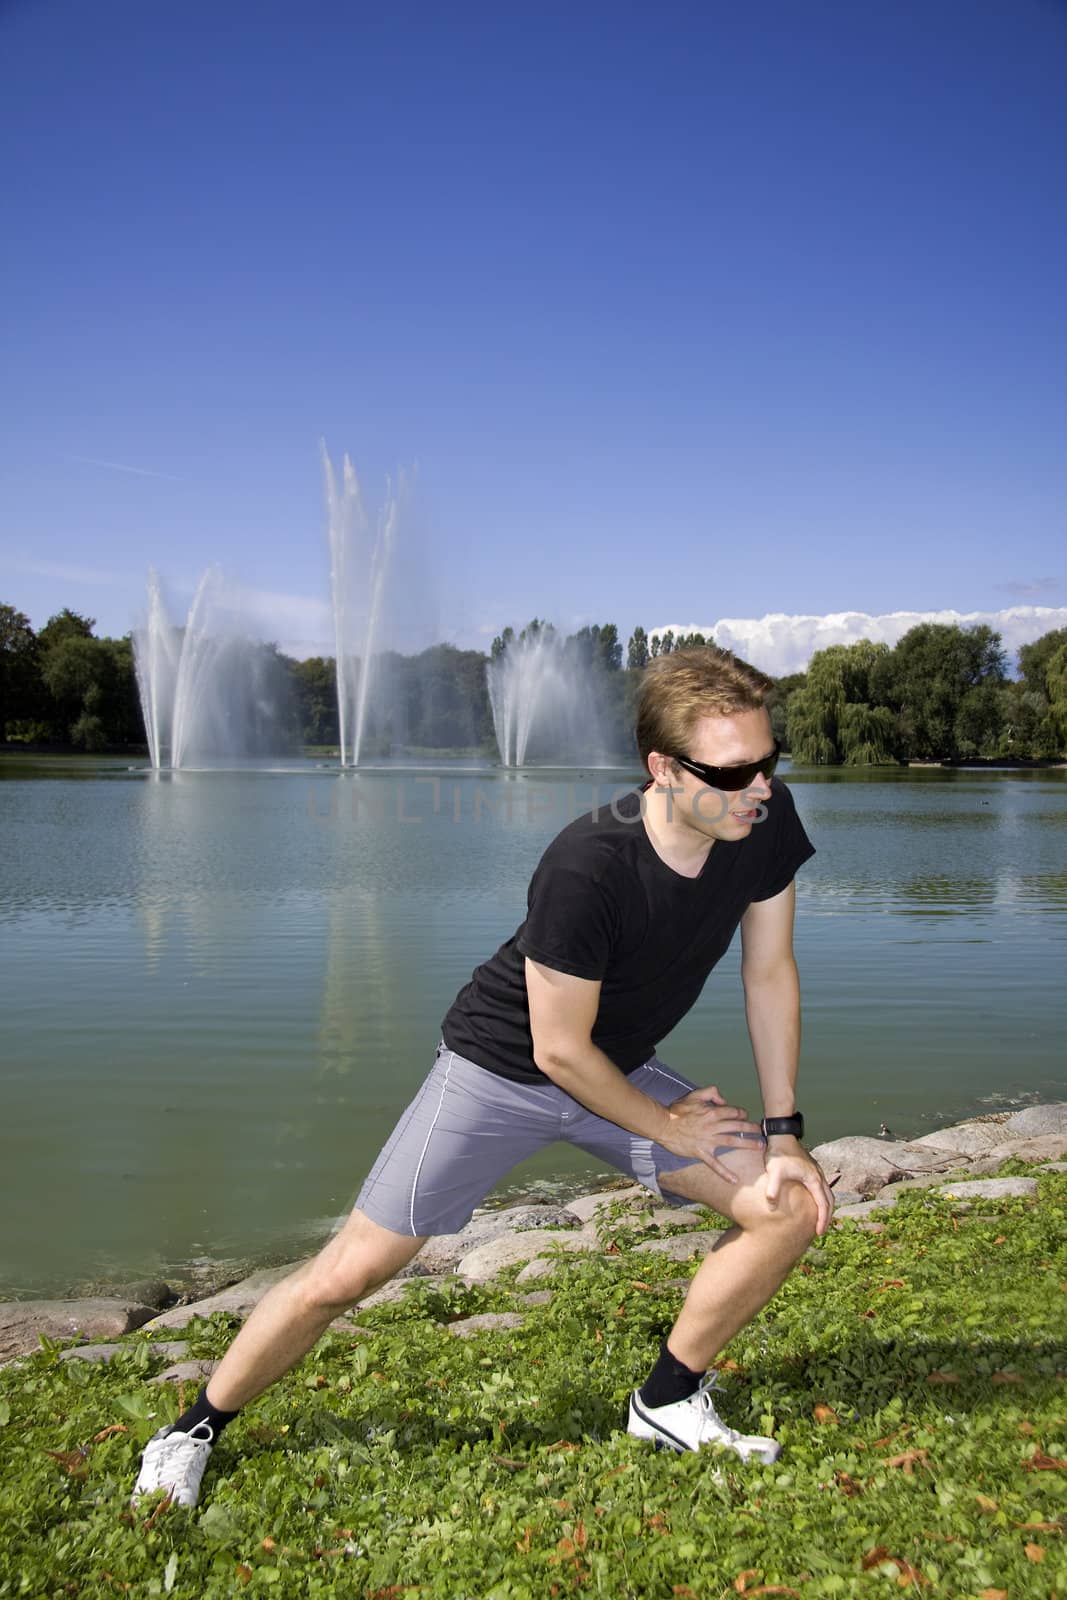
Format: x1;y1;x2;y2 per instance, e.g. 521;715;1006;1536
744;1177;819;1246
300;1212;426;1313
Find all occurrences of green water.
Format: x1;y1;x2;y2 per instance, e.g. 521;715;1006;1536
1;755;1064;1296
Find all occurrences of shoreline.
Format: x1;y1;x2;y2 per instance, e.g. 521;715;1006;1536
2;1101;1064;1364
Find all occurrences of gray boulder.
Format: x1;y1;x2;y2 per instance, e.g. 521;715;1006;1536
1003;1103;1067;1137
415;1204;581;1274
633;1230;723;1261
910;1117;1011;1156
962;1134;1067;1174
141;1261;306;1331
807;1136;959;1196
935;1176;1039;1201
447;1312;526;1339
58;1338;190;1365
457;1231;597;1283
563;1186;646;1223
149;1359;219;1385
0;1298;157;1363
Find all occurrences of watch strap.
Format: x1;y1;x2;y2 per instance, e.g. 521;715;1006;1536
761;1113;804;1139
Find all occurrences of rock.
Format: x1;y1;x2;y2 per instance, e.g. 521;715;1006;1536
833;1201;888;1221
118;1279;176;1311
141;1262;307;1331
0;1299;158;1363
934;1176;1040;1201
327;1320;374;1335
1039;1162;1067;1173
910;1117;1011;1156
57;1343;126;1363
516;1290;553;1307
1003;1103;1067;1137
515;1259;557;1284
829;1190;864;1208
807;1137;960;1197
457;1231;597;1283
58;1338;189;1365
416;1203;582;1273
959;1135;1067;1176
356;1274;459;1311
633;1231;723;1261
562;1186;647;1224
447;1312;526;1339
149;1359;219;1385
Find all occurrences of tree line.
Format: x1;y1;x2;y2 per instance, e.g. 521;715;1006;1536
2;599;1064;764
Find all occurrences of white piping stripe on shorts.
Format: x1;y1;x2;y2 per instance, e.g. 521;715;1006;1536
409;1050;455;1235
644;1062;695;1095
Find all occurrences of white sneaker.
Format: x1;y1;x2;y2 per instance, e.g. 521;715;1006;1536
628;1376;781;1464
131;1421;215;1508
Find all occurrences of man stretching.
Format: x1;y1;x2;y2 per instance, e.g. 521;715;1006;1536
134;646;831;1508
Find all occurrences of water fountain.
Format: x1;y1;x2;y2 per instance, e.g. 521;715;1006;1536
133;569;295;769
323;444;399;767
487;625;615;766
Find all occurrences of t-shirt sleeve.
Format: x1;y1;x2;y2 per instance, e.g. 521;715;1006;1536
515;859;619;981
750;782;816;902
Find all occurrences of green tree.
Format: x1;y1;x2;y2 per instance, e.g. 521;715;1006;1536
786;642;895;765
871;623;1007;760
0;604;41;739
627;626;649;670
1018;628;1067;698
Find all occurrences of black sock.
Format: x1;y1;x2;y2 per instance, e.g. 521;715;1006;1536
170;1384;240;1440
639;1339;705;1409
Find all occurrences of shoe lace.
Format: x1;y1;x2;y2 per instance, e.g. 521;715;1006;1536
693;1375;741;1444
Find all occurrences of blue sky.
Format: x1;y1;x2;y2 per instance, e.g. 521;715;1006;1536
2;0;1064;671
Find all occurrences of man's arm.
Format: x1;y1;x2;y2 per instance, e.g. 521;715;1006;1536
740;880;833;1233
525;957;762;1184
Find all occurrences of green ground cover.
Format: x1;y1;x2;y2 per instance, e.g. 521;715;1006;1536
1;1167;1064;1599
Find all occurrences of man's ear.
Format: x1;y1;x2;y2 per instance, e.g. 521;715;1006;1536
647;750;677;787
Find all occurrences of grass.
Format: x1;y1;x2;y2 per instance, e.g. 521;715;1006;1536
1;1165;1064;1599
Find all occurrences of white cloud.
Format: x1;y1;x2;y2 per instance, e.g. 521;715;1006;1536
649;607;1067;676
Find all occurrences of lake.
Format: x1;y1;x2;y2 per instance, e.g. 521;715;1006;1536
1;755;1064;1297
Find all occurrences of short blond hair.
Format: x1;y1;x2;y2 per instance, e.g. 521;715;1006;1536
635;646;773;774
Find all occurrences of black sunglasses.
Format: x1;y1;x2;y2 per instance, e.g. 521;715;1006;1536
670;740;782;792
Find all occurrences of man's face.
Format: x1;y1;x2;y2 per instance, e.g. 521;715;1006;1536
650;707;777;842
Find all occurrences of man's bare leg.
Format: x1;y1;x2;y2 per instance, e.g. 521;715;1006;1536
658;1146;818;1371
205;1210;426;1412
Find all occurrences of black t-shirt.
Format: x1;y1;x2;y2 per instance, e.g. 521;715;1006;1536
441;776;816;1084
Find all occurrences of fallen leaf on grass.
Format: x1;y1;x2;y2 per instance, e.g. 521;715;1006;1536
672;1588;698;1599
1025;1543;1045;1563
834;1471;863;1496
1017;1420;1036;1435
748;1589;802;1597
861;1549;891;1571
976;1590;1007;1599
1015;1521;1062;1532
992;1235;1007;1245
974;1494;999;1513
1023;1452;1065;1471
991;1371;1023;1383
714;1358;743;1373
874;1426;910;1447
43;1448;89;1479
733;1571;760;1592
234;1567;252;1587
884;1449;930;1473
91;1424;128;1443
893;1559;930;1586
629;1280;654;1290
813;1404;839;1425
925;1371;960;1384
876;1279;906;1291
544;1441;580;1452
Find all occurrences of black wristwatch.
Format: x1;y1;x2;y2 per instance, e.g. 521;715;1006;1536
761;1113;804;1139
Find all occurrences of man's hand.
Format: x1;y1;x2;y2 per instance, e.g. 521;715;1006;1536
764;1136;834;1235
663;1085;766;1184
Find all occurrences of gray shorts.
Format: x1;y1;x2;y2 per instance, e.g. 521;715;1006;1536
355;1041;713;1238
